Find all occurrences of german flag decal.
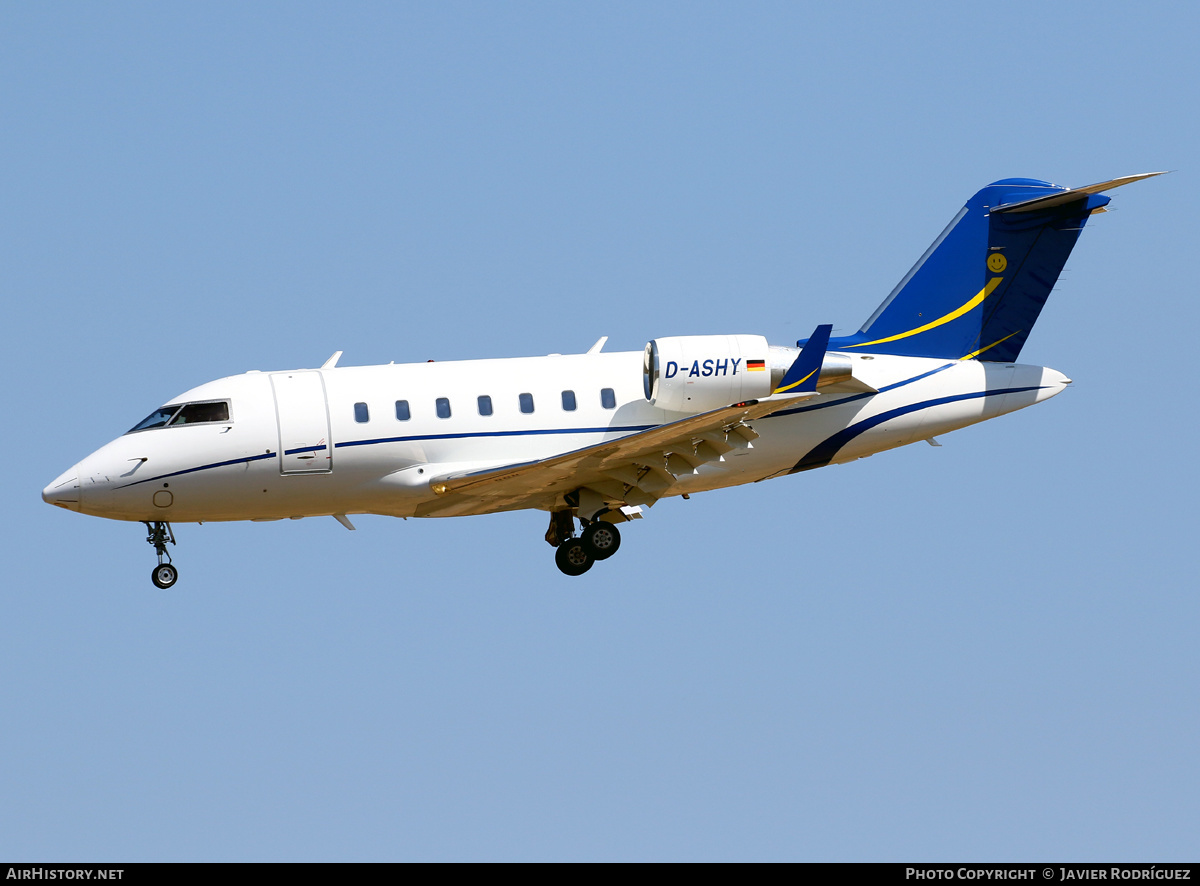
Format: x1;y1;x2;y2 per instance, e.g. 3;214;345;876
746;359;766;371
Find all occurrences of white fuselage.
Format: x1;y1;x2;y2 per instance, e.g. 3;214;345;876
43;349;1069;524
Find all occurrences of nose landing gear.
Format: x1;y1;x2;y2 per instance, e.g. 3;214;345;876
143;521;178;589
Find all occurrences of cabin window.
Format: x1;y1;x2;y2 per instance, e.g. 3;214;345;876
354;402;369;423
601;388;616;409
519;393;534;414
561;390;576;411
478;395;493;416
436;397;451;419
395;400;410;421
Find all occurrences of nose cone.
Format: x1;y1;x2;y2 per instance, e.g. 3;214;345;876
42;467;81;511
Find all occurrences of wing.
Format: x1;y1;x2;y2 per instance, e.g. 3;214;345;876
416;391;821;517
414;323;833;518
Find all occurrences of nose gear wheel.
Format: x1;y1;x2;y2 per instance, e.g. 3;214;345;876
143;521;179;589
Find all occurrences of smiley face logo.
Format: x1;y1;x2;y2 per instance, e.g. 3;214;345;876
987;253;1007;273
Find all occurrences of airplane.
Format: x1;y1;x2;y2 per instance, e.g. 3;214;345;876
42;173;1162;587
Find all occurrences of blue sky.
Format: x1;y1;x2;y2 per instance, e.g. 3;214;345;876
2;2;1196;860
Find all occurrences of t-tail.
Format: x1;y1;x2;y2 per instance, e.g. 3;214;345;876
827;173;1164;362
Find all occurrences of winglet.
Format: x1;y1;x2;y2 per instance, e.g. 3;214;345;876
774;324;832;394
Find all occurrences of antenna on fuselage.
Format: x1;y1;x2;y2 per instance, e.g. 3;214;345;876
321;351;343;369
587;336;608;354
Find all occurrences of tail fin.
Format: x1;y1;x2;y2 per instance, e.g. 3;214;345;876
830;173;1163;361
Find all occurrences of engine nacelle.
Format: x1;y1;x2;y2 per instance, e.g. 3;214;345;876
643;334;774;413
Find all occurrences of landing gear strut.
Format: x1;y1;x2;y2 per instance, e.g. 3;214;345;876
143;521;178;589
545;509;575;548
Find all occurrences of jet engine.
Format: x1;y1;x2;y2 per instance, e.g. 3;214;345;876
644;334;858;413
643;334;774;412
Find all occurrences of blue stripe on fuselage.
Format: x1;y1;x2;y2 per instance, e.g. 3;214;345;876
114;426;656;489
333;424;656;449
789;385;1044;473
284;444;328;455
116;451;278;488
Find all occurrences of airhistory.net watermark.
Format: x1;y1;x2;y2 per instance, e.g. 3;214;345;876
6;870;123;880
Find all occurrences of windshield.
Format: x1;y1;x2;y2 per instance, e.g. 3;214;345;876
128;405;181;433
171;401;229;424
125;400;231;434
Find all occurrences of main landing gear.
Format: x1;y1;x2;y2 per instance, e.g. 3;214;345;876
143;521;179;589
547;510;623;576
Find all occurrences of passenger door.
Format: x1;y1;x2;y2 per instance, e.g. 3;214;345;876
270;371;333;473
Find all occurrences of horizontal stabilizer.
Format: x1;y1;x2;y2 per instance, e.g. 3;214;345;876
993;172;1166;214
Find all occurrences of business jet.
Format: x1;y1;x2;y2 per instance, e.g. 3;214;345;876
42;174;1161;587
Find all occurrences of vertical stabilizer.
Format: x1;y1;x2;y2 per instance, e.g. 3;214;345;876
830;174;1162;361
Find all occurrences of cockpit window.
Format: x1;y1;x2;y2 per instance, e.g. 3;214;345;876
128;406;181;433
126;400;231;434
171;401;230;425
